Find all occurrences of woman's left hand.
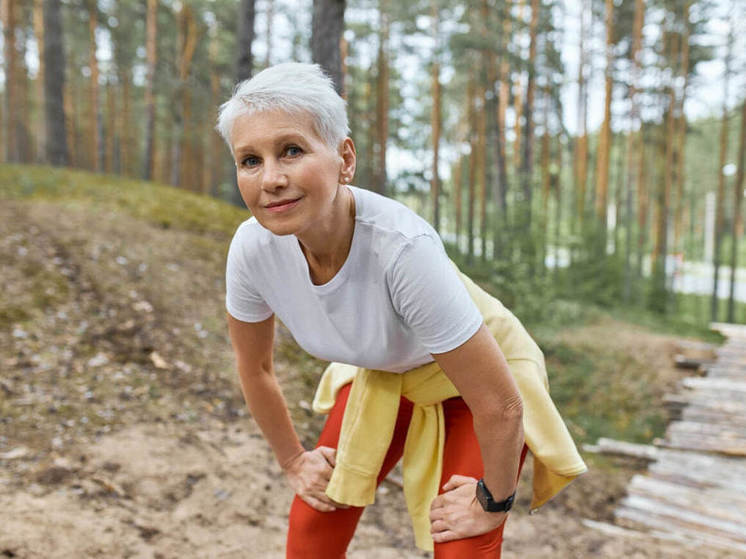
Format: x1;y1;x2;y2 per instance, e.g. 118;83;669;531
429;475;507;543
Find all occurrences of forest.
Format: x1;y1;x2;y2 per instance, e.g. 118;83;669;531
2;0;746;327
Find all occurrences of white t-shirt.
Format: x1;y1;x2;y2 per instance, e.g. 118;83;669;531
225;186;484;373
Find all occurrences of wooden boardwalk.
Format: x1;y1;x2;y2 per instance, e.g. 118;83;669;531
588;323;746;555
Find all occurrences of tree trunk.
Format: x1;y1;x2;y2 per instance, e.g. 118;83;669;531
2;0;18;162
712;19;733;322
652;33;679;283
574;0;589;230
105;78;115;173
519;0;538;231
265;0;274;67
595;0;614;228
64;79;77;166
207;26;223;196
672;2;691;257
174;4;198;189
87;0;101;171
142;0;158;180
454;157;463;249
636;125;649;280
119;71;132;176
467;77;477;262
373;2;389;195
33;0;46;162
311;0;345;95
727;100;746;322
478;79;488;262
236;0;255;82
430;0;441;232
15;3;31;162
42;0;68;166
512;0;525;170
624;0;645;300
493;0;512;259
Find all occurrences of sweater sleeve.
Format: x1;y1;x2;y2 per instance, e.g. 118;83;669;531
387;234;483;354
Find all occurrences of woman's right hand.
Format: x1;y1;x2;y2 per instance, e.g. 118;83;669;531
283;446;348;512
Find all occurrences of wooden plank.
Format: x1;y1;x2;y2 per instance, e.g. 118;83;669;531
626;475;746;525
616;506;746;554
584;438;660;460
648;453;746;494
618;494;746;542
661;434;746;456
681;377;746;392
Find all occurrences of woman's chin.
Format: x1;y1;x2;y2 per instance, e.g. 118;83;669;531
254;215;300;237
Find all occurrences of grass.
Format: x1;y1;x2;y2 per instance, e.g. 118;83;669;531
0;163;248;237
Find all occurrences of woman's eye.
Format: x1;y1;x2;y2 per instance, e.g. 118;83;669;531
285;145;303;157
242;156;260;167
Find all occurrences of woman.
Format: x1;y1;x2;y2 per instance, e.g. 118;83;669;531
220;63;586;558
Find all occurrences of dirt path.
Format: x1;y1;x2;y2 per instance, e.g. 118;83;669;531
0;199;736;558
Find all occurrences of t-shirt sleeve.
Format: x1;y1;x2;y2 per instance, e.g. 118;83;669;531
387;234;483;354
225;227;274;323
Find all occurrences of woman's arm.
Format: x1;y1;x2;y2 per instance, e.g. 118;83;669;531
227;312;344;511
429;322;524;542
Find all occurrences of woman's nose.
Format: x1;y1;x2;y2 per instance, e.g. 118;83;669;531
261;160;288;190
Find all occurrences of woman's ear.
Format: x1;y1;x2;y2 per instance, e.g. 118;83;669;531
338;137;357;184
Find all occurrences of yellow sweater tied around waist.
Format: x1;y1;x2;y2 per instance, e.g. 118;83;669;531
312;265;588;552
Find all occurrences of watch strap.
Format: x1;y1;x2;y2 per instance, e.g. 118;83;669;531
476;478;516;513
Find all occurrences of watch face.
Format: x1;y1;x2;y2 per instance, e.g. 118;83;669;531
476;479;492;511
476;479;515;512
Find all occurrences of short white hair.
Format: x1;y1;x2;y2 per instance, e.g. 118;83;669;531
216;62;349;155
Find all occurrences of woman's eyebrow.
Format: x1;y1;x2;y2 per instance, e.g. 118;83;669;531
234;133;307;155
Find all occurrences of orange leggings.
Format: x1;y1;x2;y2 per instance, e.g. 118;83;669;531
286;384;528;558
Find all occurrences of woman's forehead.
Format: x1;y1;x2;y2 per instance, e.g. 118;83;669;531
230;108;324;149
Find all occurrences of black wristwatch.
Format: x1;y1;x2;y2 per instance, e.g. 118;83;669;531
476;479;515;513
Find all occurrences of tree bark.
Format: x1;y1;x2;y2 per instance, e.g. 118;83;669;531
595;0;614;228
519;0;539;230
2;0;19;162
727;100;746;322
574;0;589;230
206;26;223;196
467;77;477;262
712;19;733;322
672;2;691;257
236;0;255;82
373;1;389;195
42;0;68;166
142;0;158;180
430;0;441;232
33;0;46;162
105;78;115;173
624;0;645;299
265;0;274;67
86;0;101;171
311;0;345;95
173;4;198;189
512;0;526;171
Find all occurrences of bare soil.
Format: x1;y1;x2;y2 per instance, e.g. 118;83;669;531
0;200;736;558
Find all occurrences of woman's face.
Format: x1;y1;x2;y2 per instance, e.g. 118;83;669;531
230;109;354;237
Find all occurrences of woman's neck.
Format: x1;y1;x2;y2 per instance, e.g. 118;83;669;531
296;186;356;284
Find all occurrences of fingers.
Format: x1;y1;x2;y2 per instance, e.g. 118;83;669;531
317;446;337;467
442;474;477;492
302;494;338;512
432;530;459;543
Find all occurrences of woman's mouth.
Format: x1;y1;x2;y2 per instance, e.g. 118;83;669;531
265;197;302;213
